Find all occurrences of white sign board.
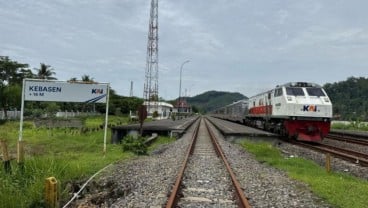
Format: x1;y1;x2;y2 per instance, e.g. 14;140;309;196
24;80;108;103
19;79;110;155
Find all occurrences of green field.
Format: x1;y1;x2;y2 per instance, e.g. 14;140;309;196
241;140;368;208
0;116;172;208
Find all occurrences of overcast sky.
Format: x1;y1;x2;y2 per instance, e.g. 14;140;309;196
1;0;367;100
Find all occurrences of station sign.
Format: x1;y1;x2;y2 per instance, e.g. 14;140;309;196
19;79;110;154
24;80;108;103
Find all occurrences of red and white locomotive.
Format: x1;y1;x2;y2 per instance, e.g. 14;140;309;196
246;82;332;142
212;82;333;142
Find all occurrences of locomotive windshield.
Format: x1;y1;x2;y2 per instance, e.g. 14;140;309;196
306;87;326;96
286;87;304;96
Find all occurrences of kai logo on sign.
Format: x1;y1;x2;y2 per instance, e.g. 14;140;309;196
92;89;104;94
302;105;318;112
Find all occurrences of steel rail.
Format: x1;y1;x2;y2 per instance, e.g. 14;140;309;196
165;119;200;208
326;134;368;146
204;119;251;208
318;143;368;159
293;141;368;167
329;131;368;139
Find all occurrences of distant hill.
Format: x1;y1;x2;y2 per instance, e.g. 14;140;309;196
185;91;247;113
323;76;368;121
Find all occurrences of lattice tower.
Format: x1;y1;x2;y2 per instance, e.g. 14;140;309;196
143;0;159;112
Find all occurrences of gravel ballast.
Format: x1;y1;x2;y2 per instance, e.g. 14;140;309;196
73;118;335;207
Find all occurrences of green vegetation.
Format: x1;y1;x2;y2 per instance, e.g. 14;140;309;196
241;140;368;208
84;115;128;127
324;76;368;121
147;136;176;153
121;135;148;155
0;115;179;207
332;121;368;131
0;56;144;119
0;116;133;208
121;135;176;156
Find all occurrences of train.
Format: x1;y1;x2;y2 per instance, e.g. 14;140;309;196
211;82;333;142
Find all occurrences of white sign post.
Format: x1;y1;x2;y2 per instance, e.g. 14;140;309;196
18;79;110;156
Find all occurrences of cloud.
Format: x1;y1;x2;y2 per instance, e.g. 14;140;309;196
1;0;368;99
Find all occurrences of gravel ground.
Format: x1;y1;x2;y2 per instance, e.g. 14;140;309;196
72;118;335;207
72;120;197;207
207;122;332;208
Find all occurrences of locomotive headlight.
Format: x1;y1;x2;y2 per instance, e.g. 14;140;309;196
287;96;292;101
324;98;330;102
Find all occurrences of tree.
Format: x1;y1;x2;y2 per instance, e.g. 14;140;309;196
0;56;31;118
68;77;78;82
81;74;94;83
36;63;56;80
324;76;368;121
0;56;30;85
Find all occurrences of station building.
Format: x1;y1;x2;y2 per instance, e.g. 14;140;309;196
142;101;173;120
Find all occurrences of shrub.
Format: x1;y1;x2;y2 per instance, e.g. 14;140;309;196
152;111;159;118
121;135;147;155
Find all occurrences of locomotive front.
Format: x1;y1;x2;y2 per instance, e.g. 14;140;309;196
247;82;333;142
277;82;333;141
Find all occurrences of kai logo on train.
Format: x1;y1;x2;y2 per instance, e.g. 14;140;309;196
92;89;104;94
302;105;318;112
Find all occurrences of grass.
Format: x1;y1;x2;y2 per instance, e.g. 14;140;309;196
240;140;368;208
0;116;134;208
83;115;129;128
147;136;176;153
332;121;368;131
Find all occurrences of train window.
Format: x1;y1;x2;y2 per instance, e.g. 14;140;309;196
259;98;264;106
274;88;282;97
286;87;304;96
306;87;326;96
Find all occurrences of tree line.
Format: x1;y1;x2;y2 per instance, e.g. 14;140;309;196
3;56;366;121
324;76;368;121
0;56;143;119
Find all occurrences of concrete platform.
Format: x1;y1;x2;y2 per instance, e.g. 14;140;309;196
206;116;277;137
111;116;199;143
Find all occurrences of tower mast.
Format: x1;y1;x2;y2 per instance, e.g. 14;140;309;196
143;0;159;113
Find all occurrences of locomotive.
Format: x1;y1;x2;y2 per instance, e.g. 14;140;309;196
212;82;333;142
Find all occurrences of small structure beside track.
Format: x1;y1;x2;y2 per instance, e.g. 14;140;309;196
110;116;199;143
206;116;277;137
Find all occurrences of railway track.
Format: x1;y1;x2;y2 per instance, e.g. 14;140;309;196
326;132;368;146
166;118;251;208
293;141;368;167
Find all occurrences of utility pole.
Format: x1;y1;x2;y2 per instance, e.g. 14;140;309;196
130;81;133;97
178;60;189;112
143;0;159;113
